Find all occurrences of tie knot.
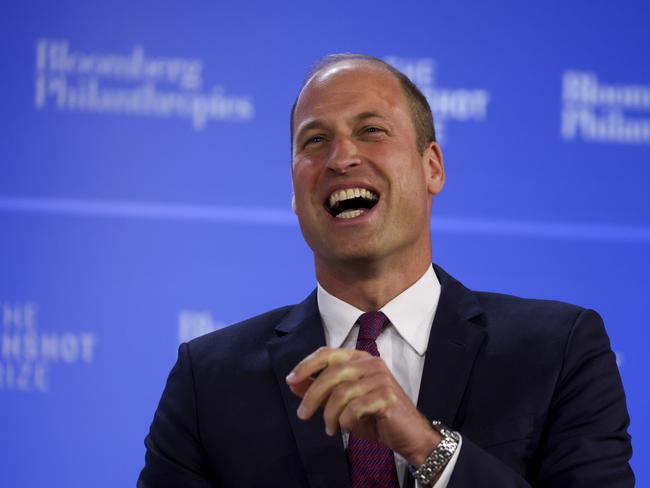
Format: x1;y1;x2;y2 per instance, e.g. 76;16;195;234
357;311;389;342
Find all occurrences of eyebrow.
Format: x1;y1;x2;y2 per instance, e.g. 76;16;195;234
294;111;390;143
355;111;388;122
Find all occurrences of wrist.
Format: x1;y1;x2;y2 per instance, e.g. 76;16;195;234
409;421;460;486
406;424;442;466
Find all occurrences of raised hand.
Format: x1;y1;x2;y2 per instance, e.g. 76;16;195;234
286;347;440;466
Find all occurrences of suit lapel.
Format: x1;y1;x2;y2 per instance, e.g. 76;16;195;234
402;266;486;487
417;265;487;426
266;292;350;488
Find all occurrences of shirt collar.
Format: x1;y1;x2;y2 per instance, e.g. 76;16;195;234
317;264;440;356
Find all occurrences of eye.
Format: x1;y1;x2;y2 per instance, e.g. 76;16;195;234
304;135;326;147
362;126;385;135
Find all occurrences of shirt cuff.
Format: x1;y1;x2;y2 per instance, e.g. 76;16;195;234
416;434;462;488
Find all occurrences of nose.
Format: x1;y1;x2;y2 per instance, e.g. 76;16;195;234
326;136;361;174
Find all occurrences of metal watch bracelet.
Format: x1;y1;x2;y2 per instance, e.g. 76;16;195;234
410;420;460;486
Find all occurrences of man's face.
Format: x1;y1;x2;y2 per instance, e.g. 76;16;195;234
291;61;444;269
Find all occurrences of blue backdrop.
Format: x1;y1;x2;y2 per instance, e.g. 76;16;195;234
1;1;649;486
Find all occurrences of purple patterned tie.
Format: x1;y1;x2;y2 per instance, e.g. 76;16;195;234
346;311;400;488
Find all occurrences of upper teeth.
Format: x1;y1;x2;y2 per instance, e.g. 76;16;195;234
328;188;378;208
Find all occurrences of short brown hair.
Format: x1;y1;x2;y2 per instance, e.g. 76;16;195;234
290;53;436;155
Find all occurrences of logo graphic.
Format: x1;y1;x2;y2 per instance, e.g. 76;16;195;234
0;301;97;392
561;71;650;145
35;39;255;130
384;56;490;143
178;309;224;343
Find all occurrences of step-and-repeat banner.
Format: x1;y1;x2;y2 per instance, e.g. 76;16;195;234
2;1;649;486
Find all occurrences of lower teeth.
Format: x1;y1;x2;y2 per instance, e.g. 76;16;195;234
336;209;364;219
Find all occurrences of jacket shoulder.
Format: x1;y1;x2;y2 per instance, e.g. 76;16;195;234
473;290;600;346
476;290;586;317
186;305;294;361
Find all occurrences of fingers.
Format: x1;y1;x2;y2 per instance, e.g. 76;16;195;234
287;375;314;398
285;347;395;434
322;372;388;436
296;355;382;420
287;347;362;384
286;347;368;398
338;388;396;434
285;347;434;462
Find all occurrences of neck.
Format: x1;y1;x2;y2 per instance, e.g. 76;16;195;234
315;250;432;311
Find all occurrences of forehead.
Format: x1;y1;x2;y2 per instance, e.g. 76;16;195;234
293;61;409;129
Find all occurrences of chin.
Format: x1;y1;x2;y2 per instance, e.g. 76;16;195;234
321;242;385;266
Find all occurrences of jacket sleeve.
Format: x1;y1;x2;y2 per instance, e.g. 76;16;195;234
449;309;634;487
138;343;216;488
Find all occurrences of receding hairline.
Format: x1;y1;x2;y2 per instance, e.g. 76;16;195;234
290;54;436;155
292;57;403;130
292;61;407;138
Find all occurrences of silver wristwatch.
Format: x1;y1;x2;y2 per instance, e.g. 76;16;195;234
410;420;460;486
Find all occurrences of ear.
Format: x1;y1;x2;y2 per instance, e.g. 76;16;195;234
291;194;297;214
424;142;445;196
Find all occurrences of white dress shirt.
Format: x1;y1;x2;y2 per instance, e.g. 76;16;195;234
317;264;461;488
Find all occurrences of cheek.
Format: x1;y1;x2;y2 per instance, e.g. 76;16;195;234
389;158;426;190
390;162;430;212
292;156;321;187
292;172;321;214
291;167;312;196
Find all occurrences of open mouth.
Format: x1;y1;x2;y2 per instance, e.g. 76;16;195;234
326;187;379;219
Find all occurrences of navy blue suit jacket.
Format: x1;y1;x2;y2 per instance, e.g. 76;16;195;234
139;265;634;487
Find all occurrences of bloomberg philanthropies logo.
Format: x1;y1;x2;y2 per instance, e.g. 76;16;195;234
177;309;224;343
561;71;650;145
0;301;97;393
384;56;490;143
34;39;255;130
